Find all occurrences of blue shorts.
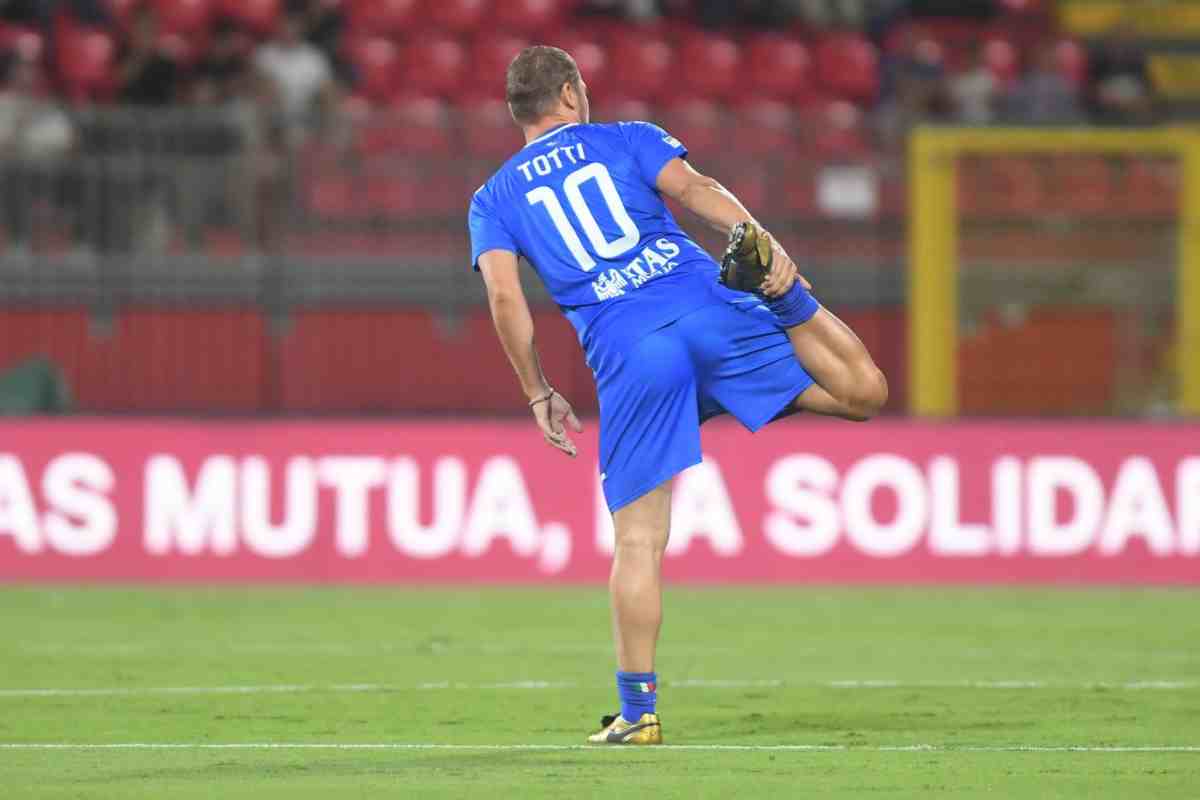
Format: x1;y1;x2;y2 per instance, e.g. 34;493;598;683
596;293;816;512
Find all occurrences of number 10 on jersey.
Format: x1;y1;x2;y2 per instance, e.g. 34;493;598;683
526;163;641;272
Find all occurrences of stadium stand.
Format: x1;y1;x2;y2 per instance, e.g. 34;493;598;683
0;1;1155;122
0;0;1180;414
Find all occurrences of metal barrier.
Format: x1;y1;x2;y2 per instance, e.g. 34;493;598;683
0;105;904;310
0;107;1182;416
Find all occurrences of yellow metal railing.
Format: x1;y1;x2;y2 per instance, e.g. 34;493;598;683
907;127;1200;417
1058;1;1200;39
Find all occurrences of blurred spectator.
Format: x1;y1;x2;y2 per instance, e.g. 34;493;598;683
687;0;805;27
869;0;995;44
0;0;47;25
795;0;865;29
0;52;76;260
254;12;335;125
195;18;249;101
577;0;660;21
908;0;995;17
1087;23;1157;124
287;0;351;83
1006;42;1082;124
171;77;245;249
877;25;946;146
881;25;944;99
116;6;181;106
250;114;288;254
63;0;111;26
867;0;909;43
950;46;998;124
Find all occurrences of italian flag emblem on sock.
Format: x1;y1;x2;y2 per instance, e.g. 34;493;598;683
639;682;656;693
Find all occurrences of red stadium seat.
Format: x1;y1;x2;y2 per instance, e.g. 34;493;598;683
151;0;212;35
157;32;198;66
743;35;812;100
982;37;1019;86
549;16;627;45
781;163;819;214
428;0;488;33
491;0;563;35
814;34;878;104
362;172;418;214
544;31;609;99
403;36;469;97
362;95;452;156
345;37;399;102
810;99;870;160
660;97;724;156
676;32;741;100
471;34;530;82
366;163;462;214
593;95;652;123
340;92;372;121
0;24;44;62
103;0;141;29
728;99;798;157
217;0;279;35
57;29;116;101
461;97;522;158
1055;39;1087;86
608;34;674;101
307;173;360;218
346;0;421;36
726;166;769;212
300;135;361;218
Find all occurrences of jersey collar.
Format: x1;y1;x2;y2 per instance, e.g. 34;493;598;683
523;122;579;148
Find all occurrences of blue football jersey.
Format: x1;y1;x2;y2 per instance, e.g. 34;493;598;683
469;121;722;361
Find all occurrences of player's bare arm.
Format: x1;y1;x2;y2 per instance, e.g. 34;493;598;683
655;158;808;298
655;157;753;235
477;247;582;457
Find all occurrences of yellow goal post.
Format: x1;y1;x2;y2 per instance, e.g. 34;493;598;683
908;126;1200;417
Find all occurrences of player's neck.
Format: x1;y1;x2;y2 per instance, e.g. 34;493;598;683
522;115;579;145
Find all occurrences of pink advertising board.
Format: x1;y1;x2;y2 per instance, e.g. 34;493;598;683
0;419;1197;583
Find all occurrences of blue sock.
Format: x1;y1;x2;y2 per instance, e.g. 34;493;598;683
767;280;819;328
616;671;657;722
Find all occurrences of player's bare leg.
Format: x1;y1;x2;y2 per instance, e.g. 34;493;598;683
588;481;669;744
718;222;887;421
786;307;889;421
609;481;671;671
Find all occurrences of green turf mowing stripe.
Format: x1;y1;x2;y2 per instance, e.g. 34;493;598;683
3;743;1200;753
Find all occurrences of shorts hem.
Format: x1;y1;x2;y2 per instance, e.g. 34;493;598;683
743;374;816;433
604;452;703;514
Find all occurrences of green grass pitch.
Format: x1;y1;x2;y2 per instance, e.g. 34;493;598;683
1;586;1198;798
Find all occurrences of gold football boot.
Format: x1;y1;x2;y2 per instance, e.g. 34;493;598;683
719;221;774;294
586;712;663;745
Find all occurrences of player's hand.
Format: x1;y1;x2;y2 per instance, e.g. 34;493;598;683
531;389;582;457
759;237;811;298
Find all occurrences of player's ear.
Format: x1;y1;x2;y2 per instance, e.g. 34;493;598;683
561;81;579;113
